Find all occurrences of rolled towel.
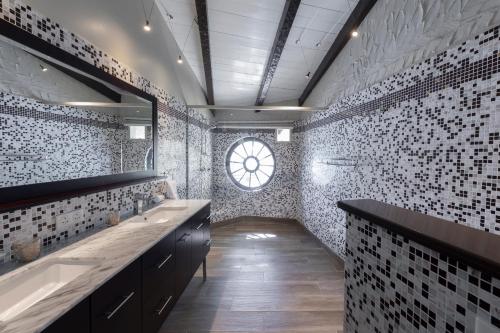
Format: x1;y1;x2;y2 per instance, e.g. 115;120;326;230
165;181;179;199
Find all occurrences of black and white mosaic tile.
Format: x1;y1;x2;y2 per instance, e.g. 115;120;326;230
0;0;212;263
345;213;500;332
211;129;299;223
295;25;500;258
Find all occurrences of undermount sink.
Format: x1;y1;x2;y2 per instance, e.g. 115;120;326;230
0;259;97;322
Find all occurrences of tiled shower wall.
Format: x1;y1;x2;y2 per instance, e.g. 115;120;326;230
0;1;212;262
345;214;500;332
211;129;299;222
295;25;500;258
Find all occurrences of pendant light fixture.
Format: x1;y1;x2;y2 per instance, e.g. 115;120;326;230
177;18;196;65
141;0;155;32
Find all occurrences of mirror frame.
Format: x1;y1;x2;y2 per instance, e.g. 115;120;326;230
0;20;159;212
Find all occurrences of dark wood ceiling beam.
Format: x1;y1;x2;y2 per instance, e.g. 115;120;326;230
298;0;378;106
195;0;214;105
255;0;301;106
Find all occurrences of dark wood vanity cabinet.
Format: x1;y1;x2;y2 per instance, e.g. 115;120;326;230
41;298;90;333
142;232;176;333
91;259;142;333
42;203;210;333
191;206;211;275
174;219;193;299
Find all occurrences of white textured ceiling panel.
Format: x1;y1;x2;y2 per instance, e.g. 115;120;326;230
265;0;358;104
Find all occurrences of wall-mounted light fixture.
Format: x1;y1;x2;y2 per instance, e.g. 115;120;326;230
305;71;311;79
40;64;48;72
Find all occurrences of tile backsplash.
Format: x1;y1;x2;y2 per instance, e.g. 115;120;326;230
0;179;169;262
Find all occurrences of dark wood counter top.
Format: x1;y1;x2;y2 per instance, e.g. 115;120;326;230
338;199;500;278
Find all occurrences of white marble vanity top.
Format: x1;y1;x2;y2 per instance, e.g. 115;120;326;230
0;199;210;333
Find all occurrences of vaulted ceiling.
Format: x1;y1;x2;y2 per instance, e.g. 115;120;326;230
158;0;360;107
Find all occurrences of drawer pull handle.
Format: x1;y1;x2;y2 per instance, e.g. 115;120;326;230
195;223;204;230
157;253;173;269
205;214;212;221
156;296;173;316
106;291;135;320
178;233;188;242
205;239;212;247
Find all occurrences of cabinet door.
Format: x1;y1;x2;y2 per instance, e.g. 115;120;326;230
175;221;192;299
143;233;176;333
91;259;141;333
191;216;205;275
190;205;211;274
41;298;90;333
202;213;211;258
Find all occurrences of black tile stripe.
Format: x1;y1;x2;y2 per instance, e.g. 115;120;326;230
294;26;500;133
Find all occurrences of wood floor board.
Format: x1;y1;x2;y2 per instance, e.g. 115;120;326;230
159;218;345;333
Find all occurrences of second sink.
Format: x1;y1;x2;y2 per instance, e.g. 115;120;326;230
0;259;97;322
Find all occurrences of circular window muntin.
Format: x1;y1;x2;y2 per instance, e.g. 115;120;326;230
225;137;276;191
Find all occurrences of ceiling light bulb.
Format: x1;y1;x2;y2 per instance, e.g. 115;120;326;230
305;72;311;79
177;55;183;64
351;30;359;37
143;21;151;32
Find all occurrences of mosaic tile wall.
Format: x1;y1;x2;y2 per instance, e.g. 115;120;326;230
305;0;500;108
295;25;500;258
345;213;500;332
211;129;299;223
0;92;142;187
0;1;212;263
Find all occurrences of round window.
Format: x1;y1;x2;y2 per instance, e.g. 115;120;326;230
226;137;276;191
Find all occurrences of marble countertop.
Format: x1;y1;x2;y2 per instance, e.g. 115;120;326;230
0;199;210;333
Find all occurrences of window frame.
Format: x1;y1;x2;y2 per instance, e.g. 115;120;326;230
225;137;276;192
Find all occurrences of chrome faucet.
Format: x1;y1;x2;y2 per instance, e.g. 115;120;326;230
134;193;146;215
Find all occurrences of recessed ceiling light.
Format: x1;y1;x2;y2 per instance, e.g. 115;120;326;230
351;30;359;37
177;55;183;64
143;21;151;32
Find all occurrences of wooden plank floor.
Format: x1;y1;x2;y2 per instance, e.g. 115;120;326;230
159;218;345;333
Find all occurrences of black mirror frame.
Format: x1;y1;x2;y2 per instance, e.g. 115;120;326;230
0;20;160;212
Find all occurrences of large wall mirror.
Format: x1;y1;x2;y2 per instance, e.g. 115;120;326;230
0;23;158;210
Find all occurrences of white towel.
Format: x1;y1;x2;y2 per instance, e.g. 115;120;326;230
165;180;179;199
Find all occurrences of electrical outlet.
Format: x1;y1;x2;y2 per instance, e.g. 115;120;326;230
55;209;83;232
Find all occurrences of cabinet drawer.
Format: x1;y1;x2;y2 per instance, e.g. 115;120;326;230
42;298;90;333
91;260;141;333
143;232;175;300
142;273;175;333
